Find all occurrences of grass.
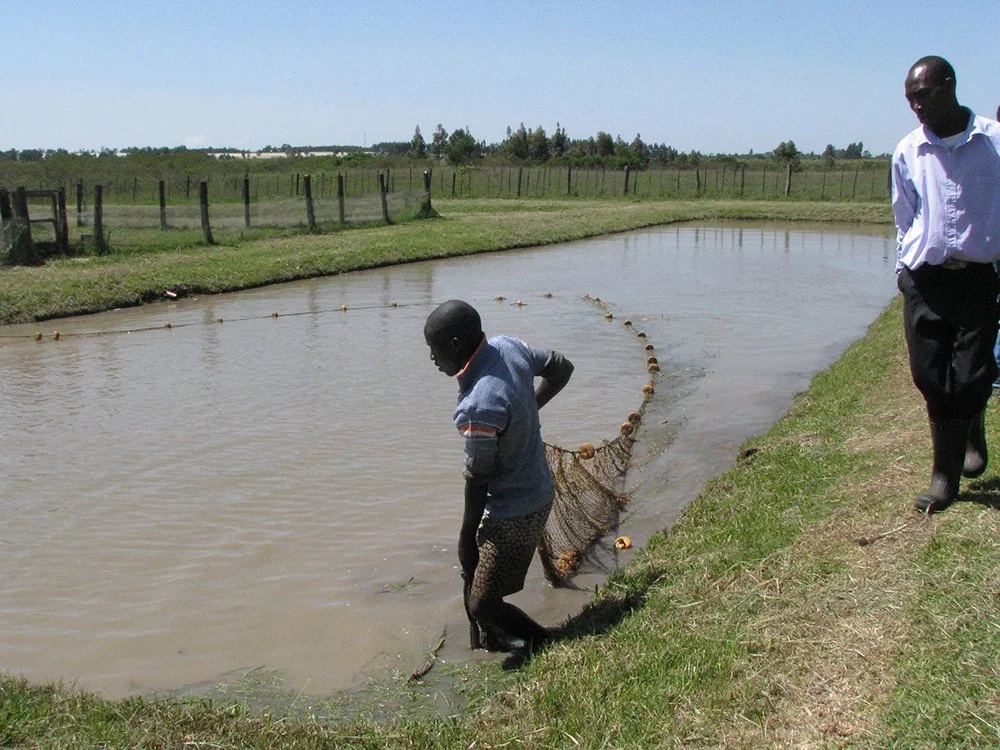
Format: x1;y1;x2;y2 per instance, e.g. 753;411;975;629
0;198;891;325
6;198;998;748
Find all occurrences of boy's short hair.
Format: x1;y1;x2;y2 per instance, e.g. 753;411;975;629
424;300;482;345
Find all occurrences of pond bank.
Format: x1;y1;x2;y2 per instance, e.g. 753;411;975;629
0;199;890;325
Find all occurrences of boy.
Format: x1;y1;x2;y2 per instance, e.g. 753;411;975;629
424;299;573;650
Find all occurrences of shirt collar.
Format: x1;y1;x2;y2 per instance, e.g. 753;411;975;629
455;335;486;386
917;108;978;148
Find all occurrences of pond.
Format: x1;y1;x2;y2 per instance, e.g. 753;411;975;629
0;221;896;699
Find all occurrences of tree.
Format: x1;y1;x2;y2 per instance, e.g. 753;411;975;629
527;125;549;163
431;124;448;159
595;132;615;158
648;143;678;165
843;141;864;159
501;123;530;162
410;126;426;160
629;133;649;167
444;128;479;165
772;140;801;170
550;123;568;158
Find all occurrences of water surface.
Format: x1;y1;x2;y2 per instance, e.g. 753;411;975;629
0;221;896;698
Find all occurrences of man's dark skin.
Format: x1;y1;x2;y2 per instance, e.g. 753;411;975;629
425;300;572;648
904;56;968;139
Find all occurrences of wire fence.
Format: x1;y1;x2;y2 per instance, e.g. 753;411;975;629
2;161;889;263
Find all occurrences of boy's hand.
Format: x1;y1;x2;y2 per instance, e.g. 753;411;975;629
458;527;478;578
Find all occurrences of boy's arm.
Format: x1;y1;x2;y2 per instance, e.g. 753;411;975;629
459;477;488;577
536;351;574;410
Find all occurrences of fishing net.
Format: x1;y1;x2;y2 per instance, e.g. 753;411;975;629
537;296;659;584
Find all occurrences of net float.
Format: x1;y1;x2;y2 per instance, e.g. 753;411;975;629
627;411;642;425
642;383;655;395
620;421;634;435
614;536;632;550
578;443;596;460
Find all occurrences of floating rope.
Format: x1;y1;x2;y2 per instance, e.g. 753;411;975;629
10;290;657;585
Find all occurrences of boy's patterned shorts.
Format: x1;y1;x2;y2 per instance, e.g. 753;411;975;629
471;504;552;600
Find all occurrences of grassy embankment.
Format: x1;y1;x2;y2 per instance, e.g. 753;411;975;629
4;199;999;748
1;198;886;325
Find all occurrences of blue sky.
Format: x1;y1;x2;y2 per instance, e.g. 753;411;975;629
4;0;999;156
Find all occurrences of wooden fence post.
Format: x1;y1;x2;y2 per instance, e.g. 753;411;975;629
516;167;523;198
623;165;631;195
784;163;793;197
0;188;10;256
93;185;109;254
7;187;40;264
337;173;346;226
739;165;746;196
418;169;434;217
56;187;69;253
695;169;702;196
76;180;84;227
566;166;572;196
158;180;168;229
379;172;391;224
304;174;317;230
0;188;11;224
199;181;215;245
243;177;251;227
851;168;859;199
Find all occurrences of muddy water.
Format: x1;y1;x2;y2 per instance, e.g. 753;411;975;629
0;222;896;699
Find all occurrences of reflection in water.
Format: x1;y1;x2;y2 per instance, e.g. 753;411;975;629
0;222;896;699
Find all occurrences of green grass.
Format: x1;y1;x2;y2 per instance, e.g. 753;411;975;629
0;198;891;325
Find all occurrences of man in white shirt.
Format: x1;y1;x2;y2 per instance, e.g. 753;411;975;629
891;55;1000;513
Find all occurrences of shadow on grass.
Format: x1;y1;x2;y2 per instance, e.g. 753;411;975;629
501;582;650;672
961;476;1000;510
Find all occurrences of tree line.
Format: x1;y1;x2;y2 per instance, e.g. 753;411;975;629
1;125;881;174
